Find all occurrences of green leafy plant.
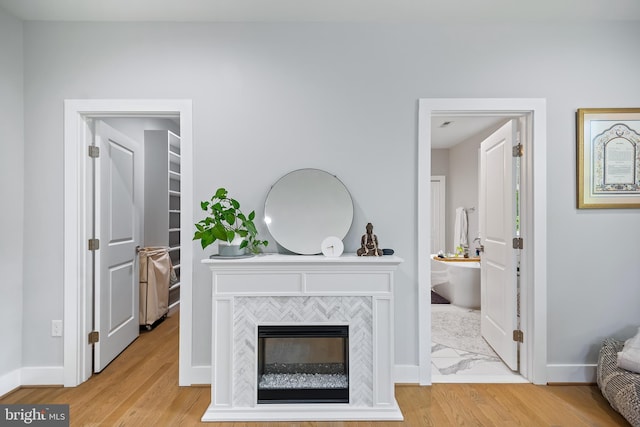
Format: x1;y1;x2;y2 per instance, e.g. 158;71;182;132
193;187;268;254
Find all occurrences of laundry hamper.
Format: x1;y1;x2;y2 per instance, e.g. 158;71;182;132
139;247;173;330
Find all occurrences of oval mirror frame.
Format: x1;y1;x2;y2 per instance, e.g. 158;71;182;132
264;169;354;255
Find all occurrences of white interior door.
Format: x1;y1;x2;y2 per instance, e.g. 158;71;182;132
430;176;446;254
94;120;142;372
479;120;519;370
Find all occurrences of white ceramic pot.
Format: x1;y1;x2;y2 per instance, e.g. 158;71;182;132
218;236;246;257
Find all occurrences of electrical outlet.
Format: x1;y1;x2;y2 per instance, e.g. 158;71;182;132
51;320;63;337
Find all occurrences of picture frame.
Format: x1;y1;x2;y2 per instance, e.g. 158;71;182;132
577;108;640;208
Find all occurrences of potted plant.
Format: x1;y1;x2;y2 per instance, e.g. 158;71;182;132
193;187;268;256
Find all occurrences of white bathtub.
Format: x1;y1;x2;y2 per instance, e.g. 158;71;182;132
431;256;481;309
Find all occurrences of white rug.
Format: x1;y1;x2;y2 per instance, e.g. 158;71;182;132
431;305;497;357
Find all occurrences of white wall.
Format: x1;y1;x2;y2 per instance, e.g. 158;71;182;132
0;6;24;392
431;149;449;176
18;20;640;380
448;138;480;253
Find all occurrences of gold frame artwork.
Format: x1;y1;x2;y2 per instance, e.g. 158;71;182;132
577;108;640;208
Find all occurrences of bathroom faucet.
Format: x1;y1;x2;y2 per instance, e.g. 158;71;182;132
472;237;484;255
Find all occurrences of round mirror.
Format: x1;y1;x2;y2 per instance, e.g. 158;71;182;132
264;169;354;255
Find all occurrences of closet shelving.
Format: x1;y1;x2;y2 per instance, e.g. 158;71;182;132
144;130;181;310
167;133;181;309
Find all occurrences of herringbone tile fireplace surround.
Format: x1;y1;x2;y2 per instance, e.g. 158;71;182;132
234;296;372;406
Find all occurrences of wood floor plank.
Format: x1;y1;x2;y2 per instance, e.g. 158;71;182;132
1;310;629;426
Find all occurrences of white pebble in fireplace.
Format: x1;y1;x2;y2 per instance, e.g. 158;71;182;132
202;254;404;422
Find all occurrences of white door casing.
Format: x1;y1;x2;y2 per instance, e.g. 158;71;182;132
63;99;193;387
93;121;142;372
430;176;446;254
417;98;547;386
479;120;518;370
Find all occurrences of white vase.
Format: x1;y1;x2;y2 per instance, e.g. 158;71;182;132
218;236;246;257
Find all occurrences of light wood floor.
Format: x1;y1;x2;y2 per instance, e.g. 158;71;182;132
1;310;628;426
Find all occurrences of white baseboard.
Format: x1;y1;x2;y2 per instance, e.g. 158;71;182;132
0;367;63;397
0;369;21;397
21;367;64;386
11;364;593;390
546;364;597;383
188;365;211;385
394;364;419;384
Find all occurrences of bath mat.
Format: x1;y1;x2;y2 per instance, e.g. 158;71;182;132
431;291;450;304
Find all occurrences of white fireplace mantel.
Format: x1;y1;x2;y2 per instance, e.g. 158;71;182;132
201;253;404;422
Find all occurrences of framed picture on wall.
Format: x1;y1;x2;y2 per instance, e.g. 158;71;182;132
577;108;640;208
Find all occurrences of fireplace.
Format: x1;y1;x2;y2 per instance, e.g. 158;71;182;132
257;325;349;404
202;254;404;421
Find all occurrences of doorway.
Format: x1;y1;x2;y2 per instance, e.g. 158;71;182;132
92;118;182;373
63;99;193;387
417;98;548;386
430;117;525;382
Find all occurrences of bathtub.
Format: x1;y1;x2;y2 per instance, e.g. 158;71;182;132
431;255;481;309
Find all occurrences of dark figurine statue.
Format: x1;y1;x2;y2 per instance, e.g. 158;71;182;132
357;222;383;256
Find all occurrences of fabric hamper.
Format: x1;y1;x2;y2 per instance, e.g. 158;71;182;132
139;247;172;329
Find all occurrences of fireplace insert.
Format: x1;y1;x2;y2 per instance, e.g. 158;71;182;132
257;325;349;404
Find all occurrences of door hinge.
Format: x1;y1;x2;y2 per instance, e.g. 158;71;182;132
513;237;523;249
88;331;100;344
88;238;100;251
513;329;524;343
512;143;523;157
88;145;100;158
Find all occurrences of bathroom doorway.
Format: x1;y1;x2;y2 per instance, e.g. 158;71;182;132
417;98;548;386
429;116;525;382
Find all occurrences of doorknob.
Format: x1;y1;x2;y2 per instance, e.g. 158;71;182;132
135;245;141;254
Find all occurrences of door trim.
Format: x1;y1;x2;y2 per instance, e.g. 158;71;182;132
418;98;547;385
63;99;193;386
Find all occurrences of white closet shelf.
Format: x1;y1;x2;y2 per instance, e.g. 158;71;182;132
144;129;181;310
